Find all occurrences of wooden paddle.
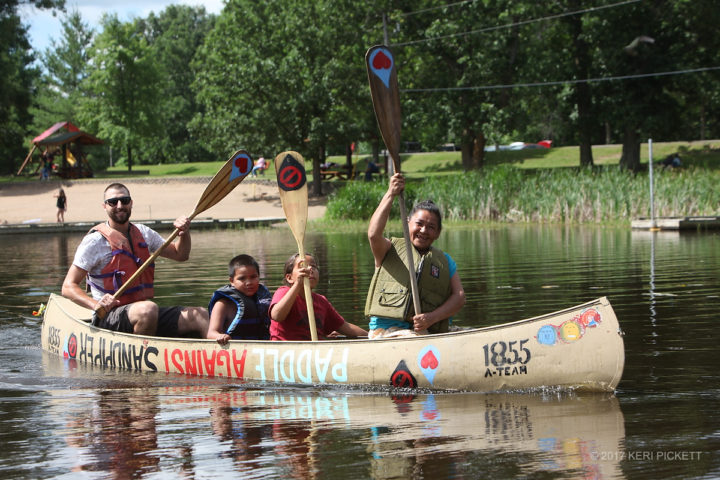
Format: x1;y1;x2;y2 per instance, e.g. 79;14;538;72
365;45;422;317
274;151;318;342
93;149;253;321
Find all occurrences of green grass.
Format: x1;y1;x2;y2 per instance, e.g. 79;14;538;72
5;140;720;188
330;140;720;175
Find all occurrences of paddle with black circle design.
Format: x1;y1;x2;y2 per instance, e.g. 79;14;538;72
274;151;318;342
93;150;253;323
365;45;423;319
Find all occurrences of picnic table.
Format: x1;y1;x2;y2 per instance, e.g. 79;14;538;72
319;164;353;181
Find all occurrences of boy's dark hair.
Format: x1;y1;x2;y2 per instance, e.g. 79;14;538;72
228;254;260;277
409;200;442;232
282;253;317;286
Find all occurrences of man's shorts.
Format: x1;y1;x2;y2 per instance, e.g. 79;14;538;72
98;304;182;337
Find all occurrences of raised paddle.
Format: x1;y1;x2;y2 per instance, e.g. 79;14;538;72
365;45;423;318
274;151;318;342
93;149;254;323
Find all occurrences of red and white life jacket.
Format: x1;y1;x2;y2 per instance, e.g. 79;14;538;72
86;223;155;306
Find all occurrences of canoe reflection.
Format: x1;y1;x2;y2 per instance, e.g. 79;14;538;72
201;389;624;479
54;385;624;478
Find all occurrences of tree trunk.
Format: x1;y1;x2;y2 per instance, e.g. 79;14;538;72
312;145;324;196
127;145;133;172
619;125;641;171
461;127;485;170
568;11;594;167
345;143;353;178
605;122;611;144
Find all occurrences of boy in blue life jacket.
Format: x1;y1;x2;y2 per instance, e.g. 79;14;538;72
207;254;272;344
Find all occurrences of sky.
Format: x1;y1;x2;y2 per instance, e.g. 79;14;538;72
19;0;224;54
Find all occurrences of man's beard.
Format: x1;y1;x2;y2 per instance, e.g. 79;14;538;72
109;208;131;224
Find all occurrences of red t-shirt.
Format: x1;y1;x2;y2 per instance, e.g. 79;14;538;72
269;286;346;341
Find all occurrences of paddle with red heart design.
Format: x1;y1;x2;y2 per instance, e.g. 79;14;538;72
365;45;423;322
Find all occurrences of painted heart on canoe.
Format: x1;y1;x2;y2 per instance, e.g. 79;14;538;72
418;345;440;385
421;350;439;370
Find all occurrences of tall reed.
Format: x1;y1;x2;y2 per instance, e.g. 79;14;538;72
326;166;720;223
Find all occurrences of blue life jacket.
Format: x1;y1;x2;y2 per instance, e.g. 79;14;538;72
208;284;271;340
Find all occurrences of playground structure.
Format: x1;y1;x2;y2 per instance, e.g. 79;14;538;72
17;121;103;179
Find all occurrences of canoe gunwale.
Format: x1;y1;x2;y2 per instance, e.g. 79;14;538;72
47;293;617;346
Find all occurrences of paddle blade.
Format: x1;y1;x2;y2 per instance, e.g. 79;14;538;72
366;45;402;173
191;150;253;218
275;151;309;245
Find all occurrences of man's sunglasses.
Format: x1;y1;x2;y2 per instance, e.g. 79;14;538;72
104;196;132;206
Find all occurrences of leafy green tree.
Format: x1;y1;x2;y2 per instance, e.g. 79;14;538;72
394;1;544;170
0;0;64;174
79;14;163;171
31;8;93;132
140;5;215;163
191;0;381;194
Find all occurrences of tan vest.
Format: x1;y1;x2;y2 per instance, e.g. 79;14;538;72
365;237;452;333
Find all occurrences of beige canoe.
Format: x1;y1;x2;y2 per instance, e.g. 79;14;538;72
41;293;625;392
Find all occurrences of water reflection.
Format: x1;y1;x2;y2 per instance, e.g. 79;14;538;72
49;385;625;478
63;389;161;476
209;393;272;474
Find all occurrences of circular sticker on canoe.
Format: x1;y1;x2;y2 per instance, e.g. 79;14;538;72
559;321;581;342
537;325;557;345
579;308;601;328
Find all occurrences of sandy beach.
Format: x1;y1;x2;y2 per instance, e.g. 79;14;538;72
0;178;327;225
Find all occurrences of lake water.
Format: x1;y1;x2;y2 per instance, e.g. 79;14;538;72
0;225;718;479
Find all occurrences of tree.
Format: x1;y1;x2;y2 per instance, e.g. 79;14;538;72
79;14;163;171
32;8;93;131
140;5;215;163
0;0;64;174
395;1;543;170
191;0;381;194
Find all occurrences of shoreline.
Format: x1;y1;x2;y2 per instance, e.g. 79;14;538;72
0;178;327;226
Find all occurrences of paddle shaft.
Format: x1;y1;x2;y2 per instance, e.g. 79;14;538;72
389;161;423;316
296;241;318;343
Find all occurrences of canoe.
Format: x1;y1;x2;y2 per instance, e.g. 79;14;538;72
41;293;625;392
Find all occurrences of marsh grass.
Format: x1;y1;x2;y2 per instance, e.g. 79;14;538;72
327;164;720;223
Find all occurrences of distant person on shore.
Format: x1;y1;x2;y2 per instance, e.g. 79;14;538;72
251;156;267;176
207;254;272;344
661;153;682;168
61;182;209;337
366;173;465;338
39;149;52;180
269;253;367;341
364;160;380;181
54;188;67;223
